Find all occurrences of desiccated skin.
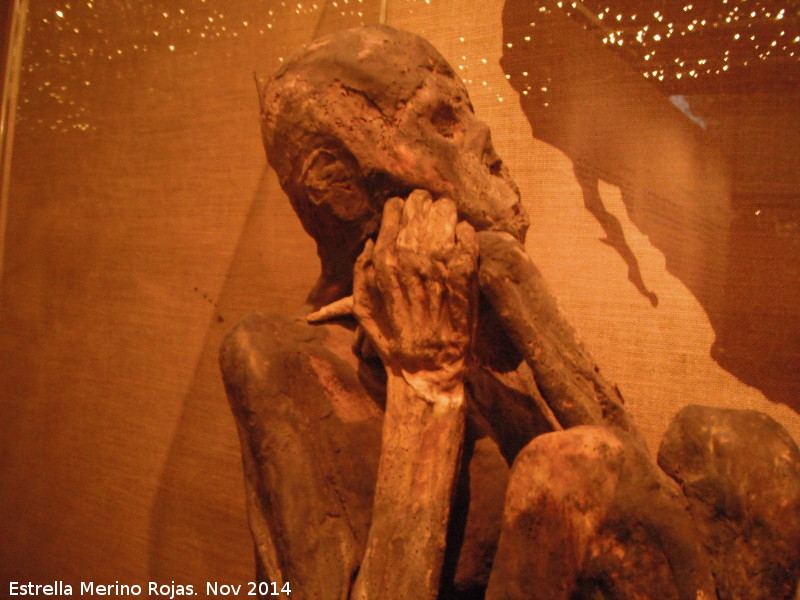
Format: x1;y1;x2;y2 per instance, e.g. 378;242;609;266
222;24;798;600
350;191;477;600
261;24;637;444
659;406;800;600
258;24;527;306
486;426;717;600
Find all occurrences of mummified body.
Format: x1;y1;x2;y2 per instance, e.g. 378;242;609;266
221;25;800;600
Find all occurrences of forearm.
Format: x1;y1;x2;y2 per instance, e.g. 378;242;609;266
477;230;641;441
349;192;477;599
352;369;466;600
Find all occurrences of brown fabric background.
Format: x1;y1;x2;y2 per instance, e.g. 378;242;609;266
1;0;797;591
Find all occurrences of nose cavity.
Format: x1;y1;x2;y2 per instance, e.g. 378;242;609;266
429;102;459;139
485;146;505;177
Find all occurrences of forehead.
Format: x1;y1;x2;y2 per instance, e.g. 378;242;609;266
260;26;475;183
259;25;528;244
262;25;469;128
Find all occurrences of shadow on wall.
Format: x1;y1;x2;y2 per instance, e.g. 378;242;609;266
147;167;319;584
501;0;800;413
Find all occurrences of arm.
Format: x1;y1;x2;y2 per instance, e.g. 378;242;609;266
307;213;643;455
477;230;641;443
350;191;478;600
220;313;383;600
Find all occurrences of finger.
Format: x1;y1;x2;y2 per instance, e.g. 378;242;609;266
447;221;479;325
353;238;376;308
426;197;458;256
399;190;433;252
374;196;404;259
306;295;354;323
455;220;478;264
400;189;433;227
354;237;375;283
353;239;392;358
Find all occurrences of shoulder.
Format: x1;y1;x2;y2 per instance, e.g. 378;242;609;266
219;312;336;395
220;312;384;419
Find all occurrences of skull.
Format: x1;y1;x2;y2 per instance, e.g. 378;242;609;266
259;25;528;299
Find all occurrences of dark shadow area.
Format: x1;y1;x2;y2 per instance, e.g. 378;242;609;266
146;165;319;584
501;0;800;412
147;2;384;582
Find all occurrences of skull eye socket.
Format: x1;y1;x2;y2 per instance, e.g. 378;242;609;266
429;102;459;138
300;147;371;221
302;149;351;195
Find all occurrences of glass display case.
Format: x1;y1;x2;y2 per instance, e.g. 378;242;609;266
0;0;797;593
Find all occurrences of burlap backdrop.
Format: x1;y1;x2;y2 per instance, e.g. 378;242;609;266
1;0;797;589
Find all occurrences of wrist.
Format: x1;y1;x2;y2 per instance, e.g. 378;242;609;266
387;361;466;410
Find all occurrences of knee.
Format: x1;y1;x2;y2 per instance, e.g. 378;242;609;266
506;426;625;515
487;427;625;599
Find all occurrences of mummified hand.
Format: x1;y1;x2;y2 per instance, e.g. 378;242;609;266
351;189;478;600
353;189;479;391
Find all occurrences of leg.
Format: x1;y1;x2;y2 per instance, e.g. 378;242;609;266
220;313;384;600
486;426;716;600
